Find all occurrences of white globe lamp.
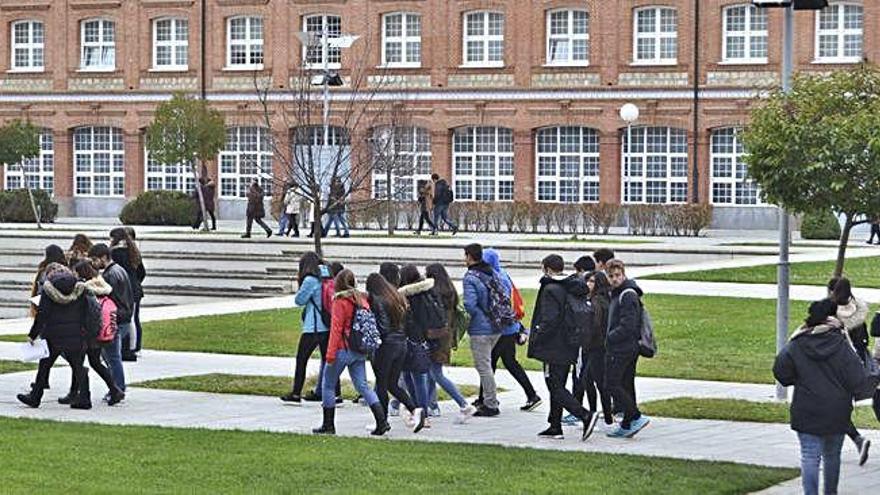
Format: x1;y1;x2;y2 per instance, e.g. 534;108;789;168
619;103;640;124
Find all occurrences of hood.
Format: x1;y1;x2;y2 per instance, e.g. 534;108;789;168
111;240;130;250
483;249;502;273
540;273;589;297
611;278;643;298
467;261;494;276
333;288;361;301
398;278;435;297
837;298;868;330
791;318;849;361
42;273;85;305
83;276;112;296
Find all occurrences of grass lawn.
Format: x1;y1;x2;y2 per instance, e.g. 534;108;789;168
645;256;880;288
0;360;36;374
641;398;880;430
0;417;797;494
133;373;482;402
0;292;808;384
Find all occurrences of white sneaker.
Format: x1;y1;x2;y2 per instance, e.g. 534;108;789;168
401;408;415;429
456;405;476;424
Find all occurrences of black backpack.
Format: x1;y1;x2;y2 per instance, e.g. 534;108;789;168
561;292;592;347
445;186;455;204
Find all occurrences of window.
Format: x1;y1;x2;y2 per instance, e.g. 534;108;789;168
633;7;677;64
372;126;432;200
303;14;341;69
4;129;53;194
227;16;263;69
621;126;688;204
219;127;273;198
80;19;115;70
462;11;504;67
711;128;763;206
536;127;600;203
74;126;124;197
815;3;863;62
145;150;194;193
722;5;768;63
153;18;188;70
452;126;514;202
382;13;421;67
546;9;589;66
10;20;44;71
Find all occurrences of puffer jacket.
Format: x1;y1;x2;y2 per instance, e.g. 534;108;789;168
326;289;370;364
606;278;644;356
28;272;87;353
462;261;501;336
527;274;588;366
399;278;448;346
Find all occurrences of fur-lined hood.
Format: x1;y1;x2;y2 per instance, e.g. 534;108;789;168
333;288;363;302
83;276;112;296
836;297;868;331
790;317;845;341
42;275;85;305
398;278;434;297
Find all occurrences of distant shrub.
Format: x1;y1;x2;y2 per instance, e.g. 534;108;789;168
800;210;841;240
119;190;193;226
0;189;57;223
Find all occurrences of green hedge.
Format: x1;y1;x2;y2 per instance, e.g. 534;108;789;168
800;210;841;240
119;190;193;226
0;189;57;223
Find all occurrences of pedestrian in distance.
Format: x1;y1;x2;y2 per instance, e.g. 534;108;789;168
110;227;146;361
414;180;436;235
88;243;134;397
242;180;272;238
867;216;880;245
277;182;301;237
528;254;599;441
430;173;458;235
192;176;217;231
323;177;350;238
313;269;390;436
773;298;871;495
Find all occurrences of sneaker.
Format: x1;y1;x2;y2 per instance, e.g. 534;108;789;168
607;425;631;438
335;396;344;407
471;398;483;408
302;391;321;402
279;393;302;405
520;396;542;412
561;413;581;426
429;405;441;417
613;412;623;423
412;408;427;433
625;416;651;438
102;393;111;403
423;418;432;429
473;406;500;417
401;408;415;429
581;412;599;441
859;438;871;467
389;406;400;417
456;405;476;424
537;427;564;440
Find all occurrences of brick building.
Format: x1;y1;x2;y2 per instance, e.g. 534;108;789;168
0;0;874;227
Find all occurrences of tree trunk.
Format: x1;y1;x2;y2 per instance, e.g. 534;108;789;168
192;160;210;232
386;166;394;236
312;195;324;258
22;169;41;229
834;213;854;277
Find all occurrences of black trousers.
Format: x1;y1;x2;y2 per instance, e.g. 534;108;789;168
69;344;117;394
372;338;417;416
284;214;300;237
290;332;339;397
605;352;641;429
544;363;588;428
245;215;271;236
416;209;435;233
574;348;613;423
35;346;88;395
869;224;880;243
478;333;537;402
193;208;217;230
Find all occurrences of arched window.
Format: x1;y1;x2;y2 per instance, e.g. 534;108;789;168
371;126;431;200
303;14;342;69
153;17;189;70
546;9;589;66
633;6;677;64
219;127;273;198
382;13;421;67
621;126;688;204
74;126;124;197
536;127;600;203
452;126;514;201
815;2;863;63
10;20;44;71
722;4;768;64
462;11;504;67
5;128;53;194
227;16;264;69
710;127;762;206
80;19;115;70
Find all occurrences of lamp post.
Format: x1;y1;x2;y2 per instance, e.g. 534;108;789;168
620;103;640;205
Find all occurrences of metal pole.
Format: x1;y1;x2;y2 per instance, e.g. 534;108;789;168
322;28;330;153
775;4;794;402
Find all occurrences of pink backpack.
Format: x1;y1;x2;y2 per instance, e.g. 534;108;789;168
96;296;118;344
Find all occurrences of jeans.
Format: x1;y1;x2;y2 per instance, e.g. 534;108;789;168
605;352;640;429
428;362;467;408
470;333;501;409
404;371;430;409
372;339;417;415
321;349;379;409
797;432;845;495
323;212;350;237
544;363;588;428
102;322;131;392
478;333;537;402
277;213;289;235
431;204;457;233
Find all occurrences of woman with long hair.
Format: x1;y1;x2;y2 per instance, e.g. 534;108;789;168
313;270;389;436
397;265;434;419
67;234;93;269
30;244;67;317
366;273;425;432
110;227;147;360
576;271;613;425
283;252;329;403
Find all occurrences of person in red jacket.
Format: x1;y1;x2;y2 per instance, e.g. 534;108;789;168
313;269;390;436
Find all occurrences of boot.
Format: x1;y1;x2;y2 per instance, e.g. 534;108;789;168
370;403;391;436
58;383;78;405
107;386;125;406
16;384;44;408
312;407;336;435
70;368;92;410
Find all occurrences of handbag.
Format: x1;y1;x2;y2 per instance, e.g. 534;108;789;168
403;338;432;373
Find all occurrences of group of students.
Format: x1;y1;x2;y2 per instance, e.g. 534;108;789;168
16;228;146;410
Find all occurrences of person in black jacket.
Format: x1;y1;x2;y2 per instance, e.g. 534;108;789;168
429;173;458;235
605;259;650;438
89;243;133;395
242;180;272;239
192;176;217;231
574;271;613;426
398;264;440;417
17;266;91;410
527;254;599;441
773;299;869;495
110;227;146;361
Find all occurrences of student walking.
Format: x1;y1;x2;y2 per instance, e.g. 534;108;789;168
110;227;146;360
605;259;651;438
366;273;426;432
313;270;390;436
528;254;599;441
242;180;272;238
474;249;541;412
574;271;613;425
398;265;438;417
278;183;301;237
323;178;350;238
414;181;435;235
89;243;133;396
192;176;217;231
463;243;507;417
867;216;880;245
430;174;458;235
774;299;870;495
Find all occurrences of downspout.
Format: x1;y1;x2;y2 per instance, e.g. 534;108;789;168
200;0;207;100
691;0;701;203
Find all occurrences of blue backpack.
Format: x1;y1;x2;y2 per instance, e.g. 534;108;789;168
349;304;382;355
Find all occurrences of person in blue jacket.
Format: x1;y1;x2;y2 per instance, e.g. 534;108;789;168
462;243;503;417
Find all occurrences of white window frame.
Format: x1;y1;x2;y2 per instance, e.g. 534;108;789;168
10;20;45;72
461;11;505;68
218;127;273;199
632;6;677;66
371;126;432;201
814;2;863;64
721;4;768;65
73;126;125;198
144;148;194;193
226;16;264;70
710;127;764;207
621;126;688;204
79;18;116;71
4;129;53;194
452;126;514;202
152;17;189;71
535;127;600;204
545;9;590;67
381;12;422;68
302;14;342;70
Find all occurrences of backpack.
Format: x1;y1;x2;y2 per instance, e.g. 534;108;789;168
561;292;592;347
620;288;657;358
318;277;335;328
451;303;471;347
84;293;102;339
511;282;525;321
348;302;382;355
95;295;118;344
445;186;455;204
472;270;516;332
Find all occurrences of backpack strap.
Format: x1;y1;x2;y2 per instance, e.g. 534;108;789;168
619;288;640;305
